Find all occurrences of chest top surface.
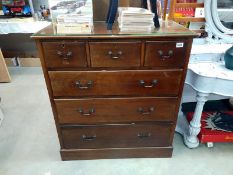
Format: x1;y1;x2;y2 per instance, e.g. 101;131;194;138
32;21;197;39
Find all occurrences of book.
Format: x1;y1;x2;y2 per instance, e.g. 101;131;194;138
118;7;155;32
49;0;93;34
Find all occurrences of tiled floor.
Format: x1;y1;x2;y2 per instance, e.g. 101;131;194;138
0;67;233;175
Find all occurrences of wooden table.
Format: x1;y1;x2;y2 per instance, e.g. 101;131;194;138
176;42;233;148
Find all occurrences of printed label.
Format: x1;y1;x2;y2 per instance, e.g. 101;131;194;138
176;43;184;48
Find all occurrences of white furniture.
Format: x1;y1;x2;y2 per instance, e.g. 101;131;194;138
0;17;50;34
176;42;233;148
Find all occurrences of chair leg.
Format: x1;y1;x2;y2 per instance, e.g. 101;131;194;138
142;0;160;28
150;0;160;28
106;0;113;23
106;0;118;30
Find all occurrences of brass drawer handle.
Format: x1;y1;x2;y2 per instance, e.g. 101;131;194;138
57;51;73;60
137;132;151;139
78;108;95;116
158;50;173;60
139;80;158;88
82;134;96;141
75;80;93;89
108;51;123;59
138;107;155;115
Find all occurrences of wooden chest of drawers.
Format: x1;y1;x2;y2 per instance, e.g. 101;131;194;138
32;21;195;160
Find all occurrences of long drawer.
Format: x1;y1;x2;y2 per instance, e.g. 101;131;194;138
55;97;178;124
49;70;182;97
61;123;173;149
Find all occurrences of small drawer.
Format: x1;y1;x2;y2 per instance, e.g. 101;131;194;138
89;42;141;67
49;70;182;97
61;123;172;149
145;41;187;68
55;97;178;124
42;41;87;68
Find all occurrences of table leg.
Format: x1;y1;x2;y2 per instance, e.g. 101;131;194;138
186;92;209;148
176;92;209;148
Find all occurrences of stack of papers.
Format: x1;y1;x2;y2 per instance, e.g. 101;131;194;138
118;7;155;32
56;13;93;34
49;0;93;34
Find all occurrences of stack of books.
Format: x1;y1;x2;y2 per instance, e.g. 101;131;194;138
49;0;93;34
118;7;155;32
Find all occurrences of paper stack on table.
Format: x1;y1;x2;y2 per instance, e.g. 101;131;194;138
118;7;155;32
56;13;93;34
49;0;93;34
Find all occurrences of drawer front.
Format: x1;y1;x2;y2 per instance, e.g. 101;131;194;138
42;41;87;68
49;70;182;97
89;42;141;67
145;41;186;68
55;98;178;124
61;123;172;149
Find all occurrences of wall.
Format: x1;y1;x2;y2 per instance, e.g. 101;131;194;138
31;0;49;12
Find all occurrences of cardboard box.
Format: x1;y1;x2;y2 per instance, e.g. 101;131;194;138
0;49;11;83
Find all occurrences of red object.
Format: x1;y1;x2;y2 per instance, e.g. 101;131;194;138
187;111;233;143
10;7;22;13
176;0;197;17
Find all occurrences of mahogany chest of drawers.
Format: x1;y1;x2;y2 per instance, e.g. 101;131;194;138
32;21;195;160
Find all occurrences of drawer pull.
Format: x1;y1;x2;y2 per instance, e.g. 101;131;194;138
158;50;173;60
57;51;73;60
78;108;95;116
108;51;123;59
137;132;151;139
138;107;155;115
82;135;96;141
75;80;93;89
139;80;158;88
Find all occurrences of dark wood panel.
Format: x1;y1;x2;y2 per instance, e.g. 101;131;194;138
61;123;173;149
89;42;141;67
49;70;182;97
42;41;87;68
145;41;187;68
60;147;173;160
55;97;178;124
35;40;65;148
0;34;38;58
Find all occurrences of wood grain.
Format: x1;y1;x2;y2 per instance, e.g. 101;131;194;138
145;41;187;68
42;41;87;68
49;70;182;97
89;41;141;68
61;123;173;149
55;97;178;124
61;147;173;160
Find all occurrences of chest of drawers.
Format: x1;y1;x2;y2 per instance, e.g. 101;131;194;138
32;21;196;160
